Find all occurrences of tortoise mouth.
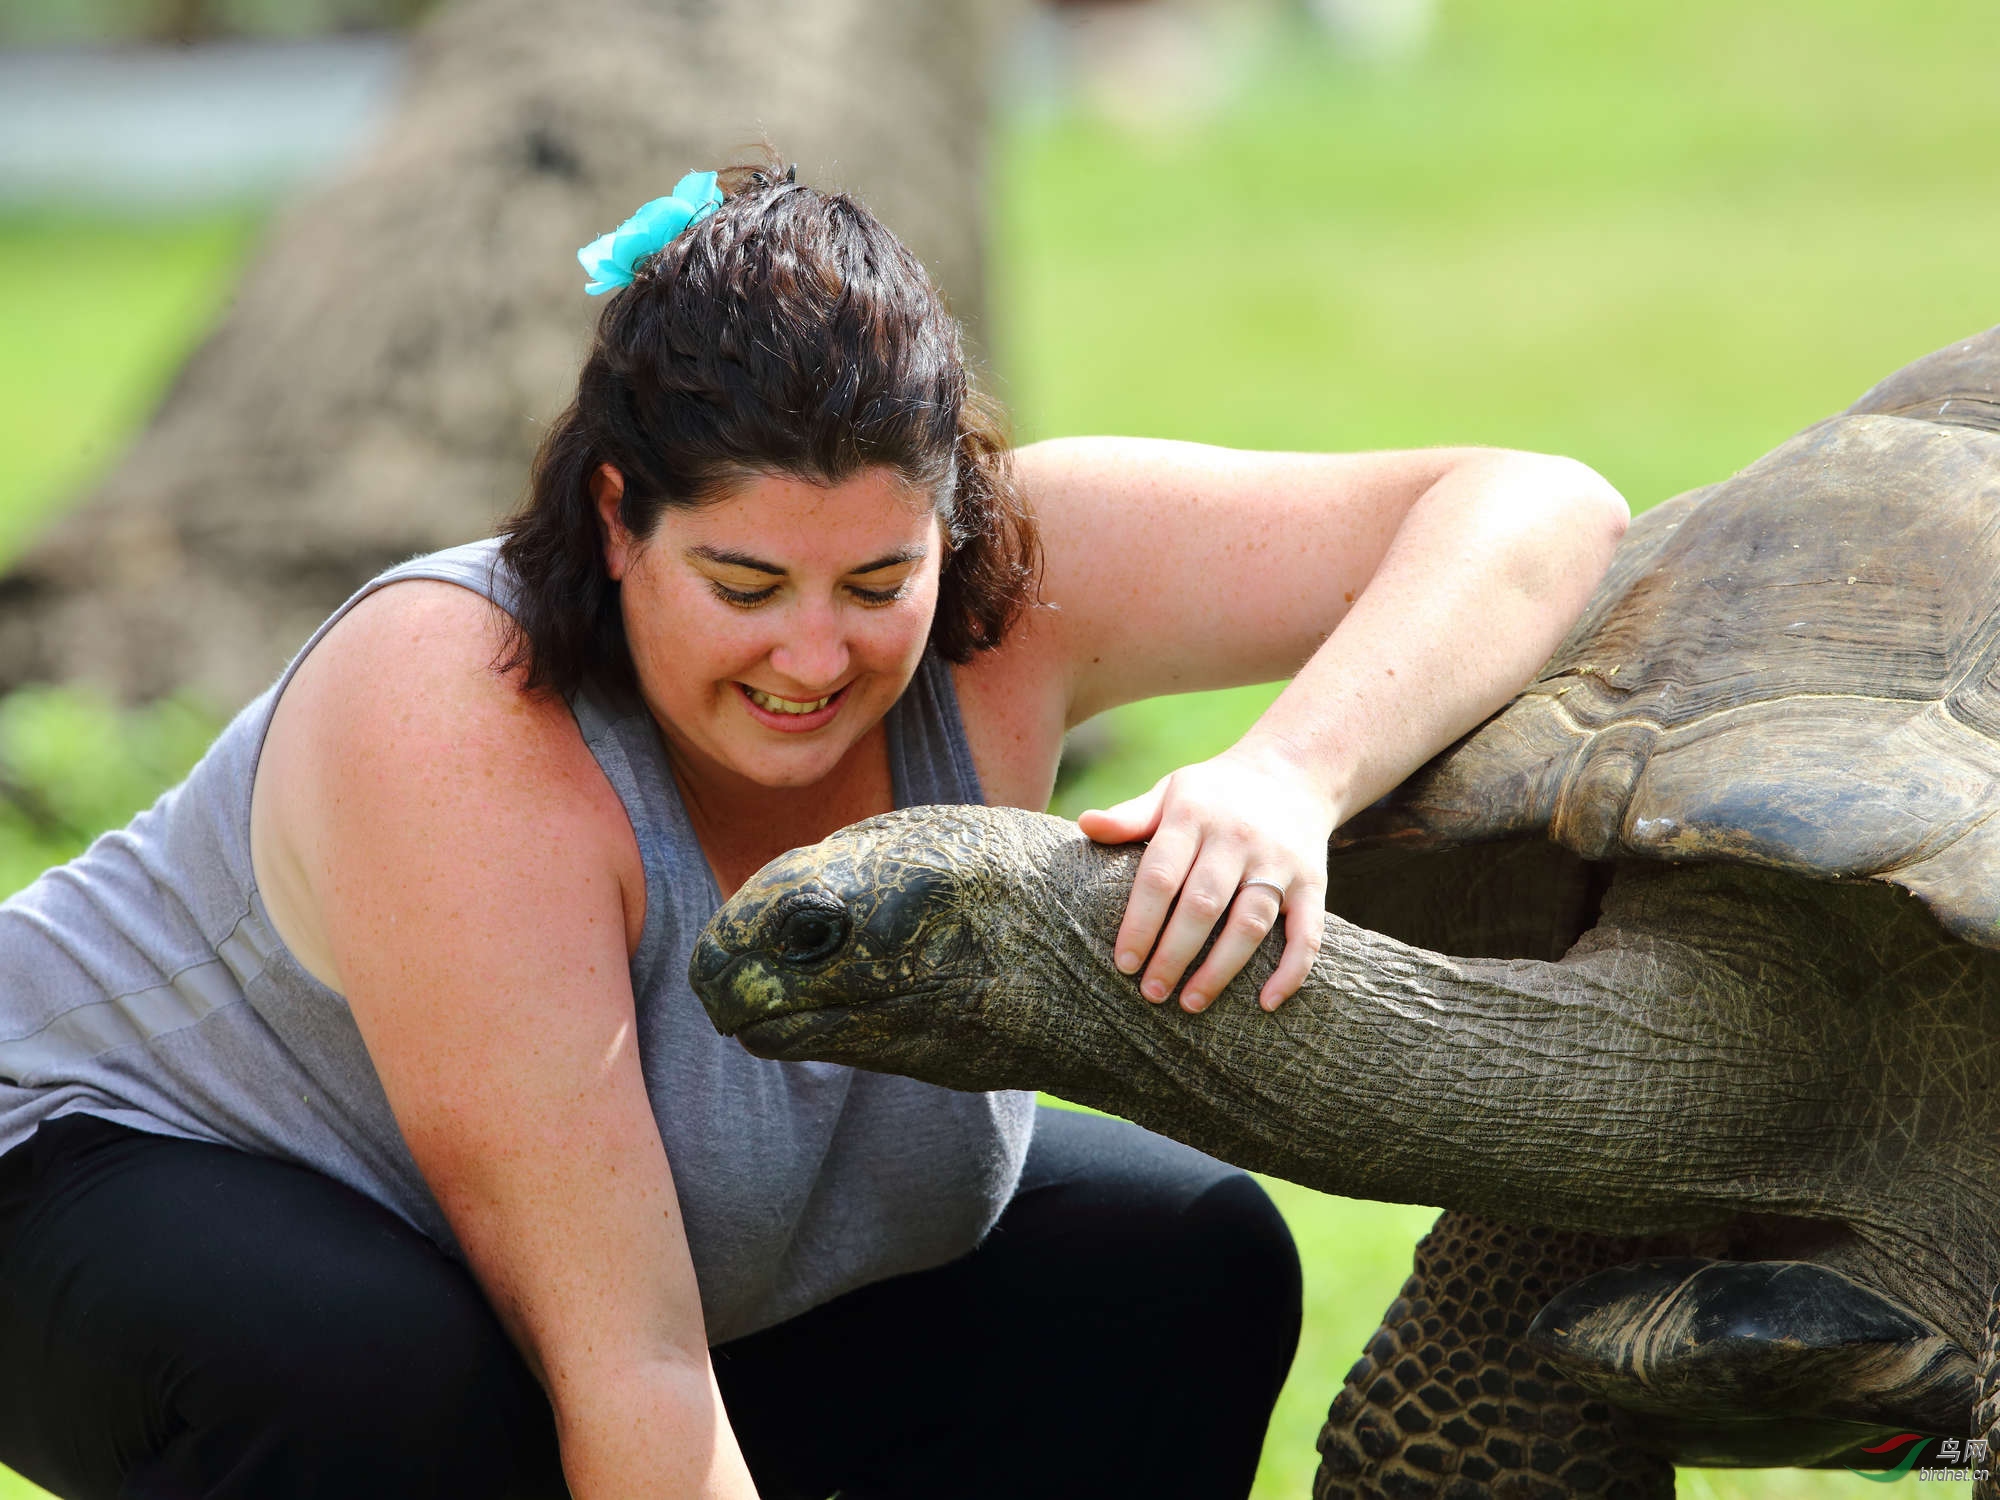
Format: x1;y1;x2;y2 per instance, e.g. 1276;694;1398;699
693;949;856;1041
731;1007;861;1060
726;986;962;1065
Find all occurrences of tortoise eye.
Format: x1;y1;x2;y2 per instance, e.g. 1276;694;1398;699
777;903;848;965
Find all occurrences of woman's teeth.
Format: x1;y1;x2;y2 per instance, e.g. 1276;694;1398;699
745;686;834;716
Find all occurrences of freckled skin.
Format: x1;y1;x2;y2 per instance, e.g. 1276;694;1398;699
692;329;2000;1498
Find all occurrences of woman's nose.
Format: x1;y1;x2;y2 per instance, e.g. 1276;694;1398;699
768;605;850;689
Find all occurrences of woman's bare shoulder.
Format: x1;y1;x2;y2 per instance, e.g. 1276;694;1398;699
252;579;642;990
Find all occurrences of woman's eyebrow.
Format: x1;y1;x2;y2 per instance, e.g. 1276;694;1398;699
685;544;929;575
687;544;783;575
849;545;929;574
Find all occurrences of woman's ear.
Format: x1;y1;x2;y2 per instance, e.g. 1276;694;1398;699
592;464;633;581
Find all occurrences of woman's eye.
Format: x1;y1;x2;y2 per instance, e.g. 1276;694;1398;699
709;581;780;607
849;583;907;606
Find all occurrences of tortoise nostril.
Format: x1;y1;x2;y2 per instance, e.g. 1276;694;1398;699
777;905;848;965
689;933;732;988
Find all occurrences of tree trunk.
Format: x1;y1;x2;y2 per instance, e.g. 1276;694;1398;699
0;0;1021;711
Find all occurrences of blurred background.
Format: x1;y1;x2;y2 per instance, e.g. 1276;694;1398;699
2;0;1995;1494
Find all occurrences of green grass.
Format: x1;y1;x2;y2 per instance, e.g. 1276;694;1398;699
997;0;2000;509
5;0;1997;1492
0;212;260;568
0;213;248;912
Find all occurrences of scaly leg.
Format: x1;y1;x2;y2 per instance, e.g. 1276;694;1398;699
1316;1212;1672;1500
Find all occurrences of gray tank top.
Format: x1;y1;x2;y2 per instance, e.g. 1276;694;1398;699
0;540;1034;1344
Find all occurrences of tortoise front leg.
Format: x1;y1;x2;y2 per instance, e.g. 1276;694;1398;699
1975;1283;2000;1500
1316;1212;1672;1500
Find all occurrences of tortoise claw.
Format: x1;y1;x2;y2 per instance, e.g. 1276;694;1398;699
1527;1258;1975;1466
1974;1280;2000;1500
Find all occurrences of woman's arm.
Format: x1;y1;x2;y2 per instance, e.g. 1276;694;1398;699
1015;436;1629;1013
253;581;759;1500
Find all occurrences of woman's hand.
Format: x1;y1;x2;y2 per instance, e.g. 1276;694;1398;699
1078;735;1337;1014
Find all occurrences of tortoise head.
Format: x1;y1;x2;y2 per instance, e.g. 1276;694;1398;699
690;805;1128;1078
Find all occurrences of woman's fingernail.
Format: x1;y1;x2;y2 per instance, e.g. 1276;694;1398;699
1116;950;1138;973
1142;978;1166;1001
1183;991;1207;1012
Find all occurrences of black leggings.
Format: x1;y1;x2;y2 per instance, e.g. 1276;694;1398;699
0;1107;1301;1499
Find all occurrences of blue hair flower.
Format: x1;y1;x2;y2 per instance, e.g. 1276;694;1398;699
576;170;725;296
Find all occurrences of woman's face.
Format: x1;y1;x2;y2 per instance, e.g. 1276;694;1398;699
599;465;944;791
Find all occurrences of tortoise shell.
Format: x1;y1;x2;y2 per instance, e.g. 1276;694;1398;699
1339;325;2000;950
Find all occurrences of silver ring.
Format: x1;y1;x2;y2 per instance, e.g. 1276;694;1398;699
1236;877;1288;907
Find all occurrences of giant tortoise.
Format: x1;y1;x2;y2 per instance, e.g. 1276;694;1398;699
690;326;2000;1498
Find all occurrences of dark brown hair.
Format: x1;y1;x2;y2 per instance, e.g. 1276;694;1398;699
497;160;1039;701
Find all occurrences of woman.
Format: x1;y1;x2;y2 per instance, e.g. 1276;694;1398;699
0;164;1626;1499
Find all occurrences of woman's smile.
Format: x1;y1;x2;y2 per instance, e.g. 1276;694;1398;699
737;681;848;730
